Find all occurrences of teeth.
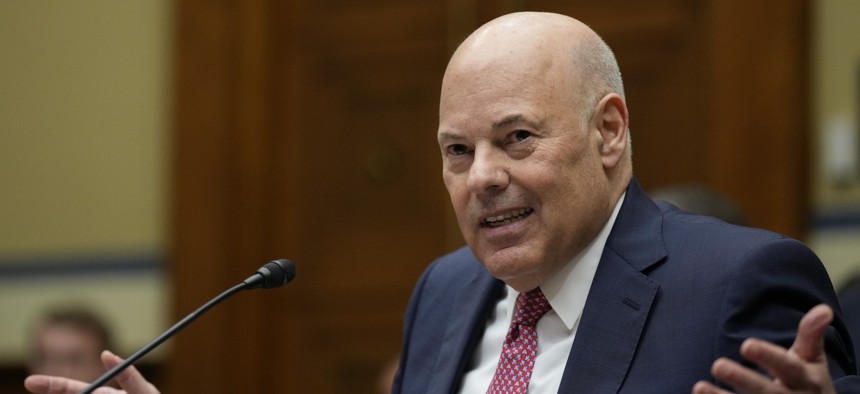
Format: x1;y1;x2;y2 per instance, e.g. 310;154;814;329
484;208;533;227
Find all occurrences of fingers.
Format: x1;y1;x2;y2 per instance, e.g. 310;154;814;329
695;305;837;393
101;351;160;394
691;380;731;394
24;375;87;394
739;338;818;388
22;375;124;394
733;304;832;389
24;351;160;394
707;356;780;393
791;304;832;362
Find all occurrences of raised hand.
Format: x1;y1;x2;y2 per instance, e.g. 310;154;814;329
692;304;836;394
25;351;160;394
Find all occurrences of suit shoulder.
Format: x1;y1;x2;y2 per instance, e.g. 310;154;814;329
654;204;825;280
659;203;796;249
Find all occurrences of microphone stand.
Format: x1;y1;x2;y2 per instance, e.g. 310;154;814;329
79;282;248;394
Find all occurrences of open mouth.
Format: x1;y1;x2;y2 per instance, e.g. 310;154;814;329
483;208;534;228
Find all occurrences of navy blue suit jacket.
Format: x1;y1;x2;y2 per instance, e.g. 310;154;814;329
393;179;860;393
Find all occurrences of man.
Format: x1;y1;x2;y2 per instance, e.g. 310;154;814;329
22;11;858;394
393;11;858;394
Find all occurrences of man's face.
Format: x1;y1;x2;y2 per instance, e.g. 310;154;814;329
438;52;613;292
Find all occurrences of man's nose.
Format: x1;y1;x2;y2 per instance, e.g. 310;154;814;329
466;148;509;194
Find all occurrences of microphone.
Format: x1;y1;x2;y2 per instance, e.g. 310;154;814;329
79;259;296;394
243;258;297;289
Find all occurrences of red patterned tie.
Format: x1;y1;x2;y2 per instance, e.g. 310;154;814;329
487;288;552;394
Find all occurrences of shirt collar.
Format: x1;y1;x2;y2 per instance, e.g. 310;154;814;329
503;192;626;329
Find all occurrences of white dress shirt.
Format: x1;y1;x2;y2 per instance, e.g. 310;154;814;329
459;193;625;393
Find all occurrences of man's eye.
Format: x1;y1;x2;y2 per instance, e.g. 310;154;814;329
513;130;532;142
447;144;469;156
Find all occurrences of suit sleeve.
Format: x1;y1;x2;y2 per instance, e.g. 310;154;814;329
713;237;859;390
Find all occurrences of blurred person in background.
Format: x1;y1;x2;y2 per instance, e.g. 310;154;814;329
650;184;747;226
28;307;115;387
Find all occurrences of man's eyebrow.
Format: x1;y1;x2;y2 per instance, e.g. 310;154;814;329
438;114;535;141
438;131;464;141
492;114;528;130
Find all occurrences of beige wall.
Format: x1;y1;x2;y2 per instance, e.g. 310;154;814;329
0;0;170;363
809;0;860;287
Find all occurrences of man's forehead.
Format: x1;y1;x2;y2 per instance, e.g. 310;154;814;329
441;43;569;109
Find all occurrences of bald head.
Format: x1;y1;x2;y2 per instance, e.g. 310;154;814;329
444;12;625;124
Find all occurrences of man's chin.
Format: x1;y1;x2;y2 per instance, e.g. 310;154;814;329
480;249;543;288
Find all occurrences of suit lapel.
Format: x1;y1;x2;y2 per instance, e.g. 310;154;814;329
558;179;666;393
557;249;659;392
428;267;504;394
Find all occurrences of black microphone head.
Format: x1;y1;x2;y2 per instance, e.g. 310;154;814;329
245;259;296;289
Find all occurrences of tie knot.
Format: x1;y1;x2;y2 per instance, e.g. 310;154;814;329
512;288;551;327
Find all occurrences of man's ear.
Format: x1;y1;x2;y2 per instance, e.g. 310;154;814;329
594;93;629;169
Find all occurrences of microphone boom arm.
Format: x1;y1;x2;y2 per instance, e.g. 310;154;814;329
78;259;295;394
80;282;247;394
